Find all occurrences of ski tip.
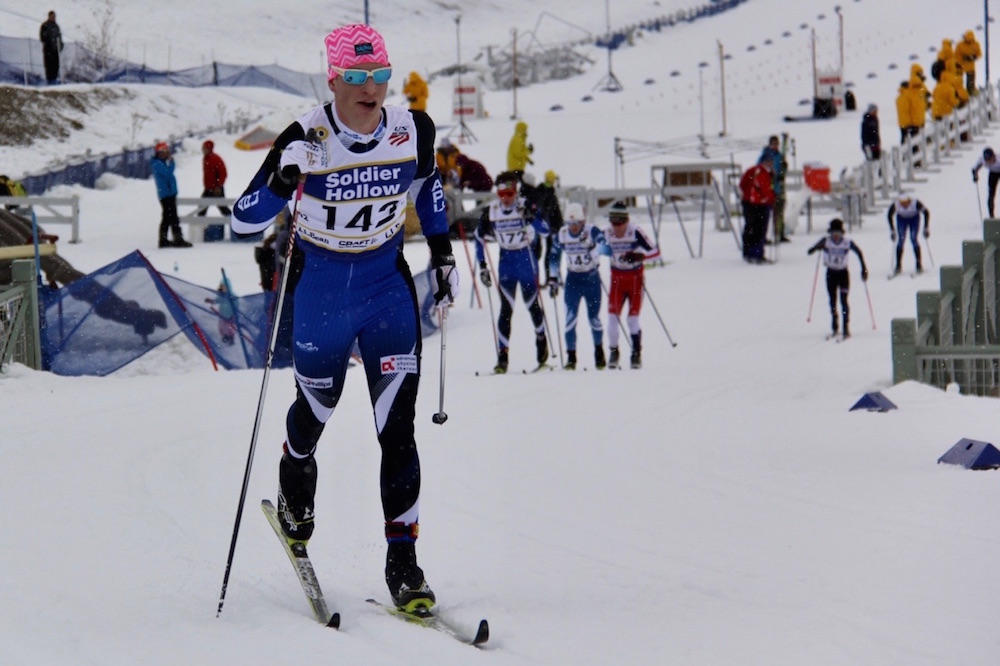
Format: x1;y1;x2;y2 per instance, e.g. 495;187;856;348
473;619;490;646
327;612;341;629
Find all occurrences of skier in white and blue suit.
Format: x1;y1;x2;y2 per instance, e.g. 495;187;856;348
546;202;608;370
232;23;458;612
474;170;551;373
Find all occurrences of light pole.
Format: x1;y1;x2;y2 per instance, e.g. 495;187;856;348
985;0;991;86
448;14;476;143
835;5;844;74
594;0;623;92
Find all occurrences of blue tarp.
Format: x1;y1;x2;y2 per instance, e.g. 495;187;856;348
38;250;439;376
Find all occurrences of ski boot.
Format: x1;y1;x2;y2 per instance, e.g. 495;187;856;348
385;524;435;613
277;450;317;544
494;347;509;374
564;349;577;370
842;315;850;339
535;333;549;366
629;333;642;369
594;346;606;370
171;225;193;248
608;347;620;369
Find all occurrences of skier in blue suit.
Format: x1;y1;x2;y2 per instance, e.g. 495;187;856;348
547;202;608;370
232;23;458;613
474;170;550;373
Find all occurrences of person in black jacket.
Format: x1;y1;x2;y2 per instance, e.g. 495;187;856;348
861;104;881;161
39;11;63;84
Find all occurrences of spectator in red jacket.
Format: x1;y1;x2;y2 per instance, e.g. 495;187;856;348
454;153;493;192
197;140;232;217
739;158;775;263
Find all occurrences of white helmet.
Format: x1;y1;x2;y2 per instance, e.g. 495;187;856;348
564;202;585;224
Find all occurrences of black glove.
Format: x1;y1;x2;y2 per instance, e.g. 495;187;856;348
923;228;930;238
890;231;897;242
973;170;979;182
861;267;869;281
623;251;644;264
807;247;816;255
547;277;560;298
479;262;492;287
432;254;459;306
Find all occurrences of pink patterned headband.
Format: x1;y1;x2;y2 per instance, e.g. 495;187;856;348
324;24;390;80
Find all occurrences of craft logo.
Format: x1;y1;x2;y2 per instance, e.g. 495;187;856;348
388;126;410;146
355;42;374;56
380;353;418;375
295;340;319;352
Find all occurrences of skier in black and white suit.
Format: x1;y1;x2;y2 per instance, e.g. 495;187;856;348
807;218;868;338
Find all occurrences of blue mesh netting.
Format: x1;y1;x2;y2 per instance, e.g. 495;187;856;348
38;249;439;376
0;35;326;95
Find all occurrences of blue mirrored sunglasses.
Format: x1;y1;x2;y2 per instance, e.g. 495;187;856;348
332;66;392;85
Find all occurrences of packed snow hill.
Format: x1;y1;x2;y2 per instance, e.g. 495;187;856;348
2;1;1000;664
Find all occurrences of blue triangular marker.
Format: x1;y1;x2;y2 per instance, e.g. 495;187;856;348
849;392;897;412
938;439;1000;470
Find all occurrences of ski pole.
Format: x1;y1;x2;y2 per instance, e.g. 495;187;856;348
431;306;449;425
217;156;310;618
479;243;499;354
550;284;565;366
806;251;821;322
528;254;557;361
975;180;984;220
862;277;877;330
641;282;678;347
456;221;482;309
924;236;935;268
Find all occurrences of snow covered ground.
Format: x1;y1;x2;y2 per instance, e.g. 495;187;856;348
2;1;1000;663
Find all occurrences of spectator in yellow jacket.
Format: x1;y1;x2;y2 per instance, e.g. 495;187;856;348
896;81;915;142
909;63;929;103
402;71;429;112
944;66;969;108
932;39;955;82
435;139;460;185
931;76;959;120
506;121;534;174
955;30;982;95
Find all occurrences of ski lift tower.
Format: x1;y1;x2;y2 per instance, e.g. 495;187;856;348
594;0;623;92
447;14;477;144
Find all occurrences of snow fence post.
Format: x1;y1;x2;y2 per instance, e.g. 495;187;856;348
891;318;918;385
11;259;41;370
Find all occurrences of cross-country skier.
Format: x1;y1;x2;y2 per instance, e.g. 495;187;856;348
232;23;458;613
547;202;608;370
807;218;869;339
602;201;660;369
886;193;929;275
475;171;550;373
972;147;1000;217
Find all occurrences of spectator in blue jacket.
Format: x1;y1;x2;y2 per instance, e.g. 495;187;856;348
758;135;789;242
151;142;191;248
